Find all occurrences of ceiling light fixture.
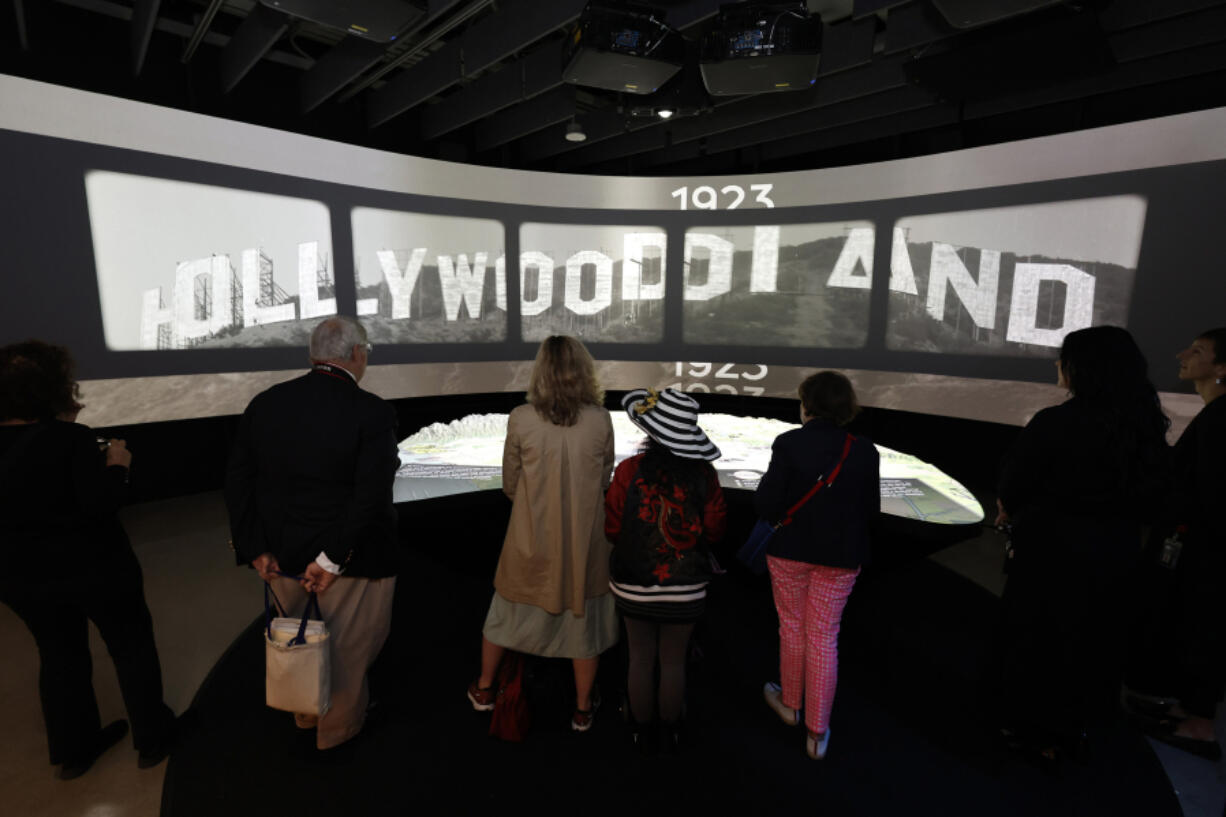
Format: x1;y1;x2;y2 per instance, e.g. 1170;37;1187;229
565;119;588;142
656;107;676;119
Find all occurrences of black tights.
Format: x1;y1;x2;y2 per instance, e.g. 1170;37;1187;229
624;618;695;725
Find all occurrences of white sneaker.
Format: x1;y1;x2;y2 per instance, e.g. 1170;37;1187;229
806;729;831;760
762;682;799;726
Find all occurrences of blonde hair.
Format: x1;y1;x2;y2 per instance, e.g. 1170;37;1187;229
527;336;604;426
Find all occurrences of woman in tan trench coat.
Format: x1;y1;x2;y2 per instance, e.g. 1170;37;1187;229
466;336;618;731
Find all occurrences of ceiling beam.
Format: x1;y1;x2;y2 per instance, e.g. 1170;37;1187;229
299;0;474;114
1098;0;1226;32
882;0;953;54
853;0;911;19
300;36;389;113
418;40;562;140
366;0;587;129
220;3;290;93
821;13;877;73
181;0;223;63
757;102;960;163
700;82;936;155
14;0;29;50
1108;3;1226;62
426;0;469;17
474;84;577;151
51;0;313;70
130;0;160;75
621;83;940;171
600;98;959;173
964;37;1226;120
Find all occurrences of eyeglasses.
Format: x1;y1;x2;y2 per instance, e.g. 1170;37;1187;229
363;342;373;355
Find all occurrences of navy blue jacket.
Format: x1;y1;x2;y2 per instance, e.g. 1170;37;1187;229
754;419;879;569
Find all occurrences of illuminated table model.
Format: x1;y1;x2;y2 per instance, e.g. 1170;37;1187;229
395;413;983;526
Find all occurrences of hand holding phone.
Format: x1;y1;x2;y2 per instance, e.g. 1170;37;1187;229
104;439;132;469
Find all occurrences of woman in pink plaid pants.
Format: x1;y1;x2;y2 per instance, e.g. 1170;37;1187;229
754;372;879;759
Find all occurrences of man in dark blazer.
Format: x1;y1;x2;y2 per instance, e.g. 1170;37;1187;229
225;316;399;750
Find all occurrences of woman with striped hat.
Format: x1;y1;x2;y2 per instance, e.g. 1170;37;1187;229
604;387;727;753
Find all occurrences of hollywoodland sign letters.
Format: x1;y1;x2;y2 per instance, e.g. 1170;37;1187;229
138;223;1122;351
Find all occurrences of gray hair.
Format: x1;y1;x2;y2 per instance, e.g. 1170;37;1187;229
309;316;367;361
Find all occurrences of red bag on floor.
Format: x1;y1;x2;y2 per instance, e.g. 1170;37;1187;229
489;651;531;742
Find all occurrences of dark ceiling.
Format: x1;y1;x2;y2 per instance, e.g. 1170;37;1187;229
3;0;1226;177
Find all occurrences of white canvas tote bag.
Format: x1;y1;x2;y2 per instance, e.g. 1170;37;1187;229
264;586;332;716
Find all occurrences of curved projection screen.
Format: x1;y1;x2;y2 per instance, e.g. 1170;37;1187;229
2;75;1224;434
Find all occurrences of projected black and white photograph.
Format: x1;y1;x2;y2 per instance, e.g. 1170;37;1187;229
886;196;1146;356
352;207;506;343
682;222;874;347
518;223;667;343
85;171;335;351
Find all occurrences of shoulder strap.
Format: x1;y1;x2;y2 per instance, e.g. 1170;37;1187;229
775;433;855;529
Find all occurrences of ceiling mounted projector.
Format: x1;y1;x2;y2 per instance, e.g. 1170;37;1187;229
258;0;425;42
563;3;686;95
700;2;821;96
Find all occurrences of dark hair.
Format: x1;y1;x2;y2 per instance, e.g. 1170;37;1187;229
637;437;713;520
1197;327;1226;364
0;340;83;422
798;371;859;426
1058;326;1170;495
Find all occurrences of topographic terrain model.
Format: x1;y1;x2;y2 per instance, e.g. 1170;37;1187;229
397;413;983;525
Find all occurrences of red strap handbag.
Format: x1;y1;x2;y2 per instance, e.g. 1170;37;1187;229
488;651;531;742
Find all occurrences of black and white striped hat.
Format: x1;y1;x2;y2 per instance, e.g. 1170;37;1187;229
622;387;721;461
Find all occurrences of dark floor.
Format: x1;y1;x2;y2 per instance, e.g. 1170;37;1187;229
4;490;1217;817
160;494;1182;817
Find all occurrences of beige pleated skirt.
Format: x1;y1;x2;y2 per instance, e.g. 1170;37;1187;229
482;592;619;659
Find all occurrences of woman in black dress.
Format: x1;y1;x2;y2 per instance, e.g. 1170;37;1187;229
1127;327;1226;759
0;340;175;779
995;326;1170;763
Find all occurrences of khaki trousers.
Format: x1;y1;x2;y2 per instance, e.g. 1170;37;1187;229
270;574;396;749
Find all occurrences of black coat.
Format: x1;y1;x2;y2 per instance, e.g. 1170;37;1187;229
754;419;879;569
996;397;1168;739
0;421;131;600
224;368;400;578
999;398;1162;578
1172;393;1226;546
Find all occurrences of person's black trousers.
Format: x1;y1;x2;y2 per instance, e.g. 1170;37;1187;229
4;547;174;766
1125;535;1226;718
1171;540;1226;718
